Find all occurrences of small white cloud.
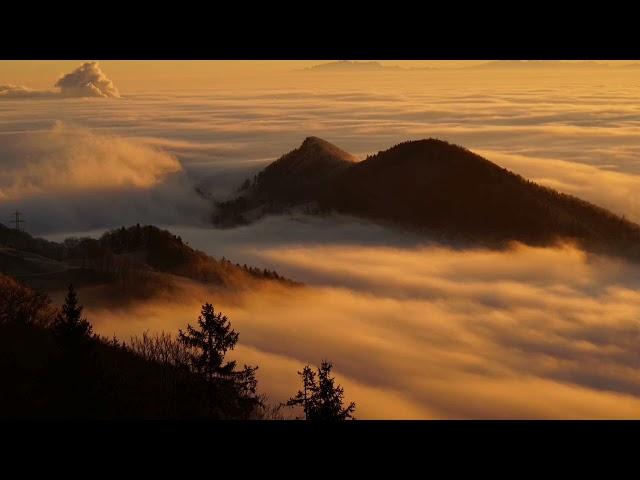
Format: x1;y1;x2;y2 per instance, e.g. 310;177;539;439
54;61;119;98
0;62;119;99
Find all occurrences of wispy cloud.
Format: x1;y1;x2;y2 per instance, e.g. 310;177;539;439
0;122;209;233
0;122;179;199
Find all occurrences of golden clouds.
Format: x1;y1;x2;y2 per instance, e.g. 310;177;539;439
0;122;182;200
84;242;640;418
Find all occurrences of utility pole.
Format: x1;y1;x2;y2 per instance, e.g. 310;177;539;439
9;210;24;231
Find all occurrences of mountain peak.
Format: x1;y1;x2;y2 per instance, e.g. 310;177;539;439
302;135;324;145
226;137;356;208
296;136;357;162
300;136;329;151
214;137;640;261
262;136;356;182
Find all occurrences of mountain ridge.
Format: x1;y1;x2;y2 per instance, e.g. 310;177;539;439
212;137;640;260
0;223;298;295
303;61;403;72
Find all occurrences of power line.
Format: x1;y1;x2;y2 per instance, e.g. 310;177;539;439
9;210;25;231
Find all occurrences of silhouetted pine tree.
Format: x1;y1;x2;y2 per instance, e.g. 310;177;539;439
178;303;238;382
52;284;93;344
178;303;260;417
314;361;356;420
50;284;95;416
286;361;356;420
285;365;317;419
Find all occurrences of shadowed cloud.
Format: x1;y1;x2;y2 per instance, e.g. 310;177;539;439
74;224;640;419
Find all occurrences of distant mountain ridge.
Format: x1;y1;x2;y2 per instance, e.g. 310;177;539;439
213;137;640;260
0;223;297;294
304;61;403;72
303;60;640;72
468;60;636;70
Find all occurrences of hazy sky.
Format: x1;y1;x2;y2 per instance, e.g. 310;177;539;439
0;61;473;89
1;60;637;91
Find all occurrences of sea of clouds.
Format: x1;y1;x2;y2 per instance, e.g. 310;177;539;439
2;66;640;231
83;237;640;419
3;63;640;418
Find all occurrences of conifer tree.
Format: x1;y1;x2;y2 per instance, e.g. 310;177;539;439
286;360;356;420
52;284;93;343
313;361;356;420
178;303;239;382
285;365;317;419
178;303;260;416
50;284;94;416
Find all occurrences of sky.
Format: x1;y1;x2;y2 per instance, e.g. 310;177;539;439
2;60;640;418
1;60;637;91
0;61;482;90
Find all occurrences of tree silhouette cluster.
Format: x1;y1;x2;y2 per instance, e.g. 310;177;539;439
0;223;297;295
219;257;293;283
0;274;54;325
285;361;356;420
86;225;295;286
0;277;263;419
0;275;351;419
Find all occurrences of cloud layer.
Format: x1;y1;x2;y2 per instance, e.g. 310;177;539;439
0;122;209;232
4;67;640;417
0;122;179;199
0;84;57;98
82;235;640;419
1;62;119;99
3;69;640;221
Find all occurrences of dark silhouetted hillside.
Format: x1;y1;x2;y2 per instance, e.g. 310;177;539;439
97;224;296;286
0;274;268;419
1;224;298;293
214;137;640;259
0;223;66;260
